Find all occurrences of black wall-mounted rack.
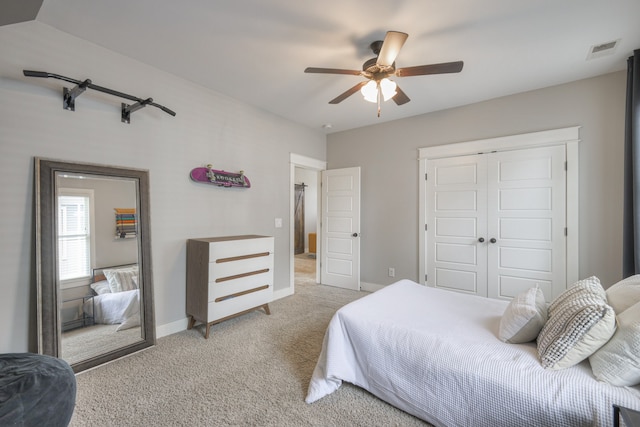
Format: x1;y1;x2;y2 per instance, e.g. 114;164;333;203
23;70;176;123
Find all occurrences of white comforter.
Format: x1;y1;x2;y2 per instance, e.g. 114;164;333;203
306;279;640;426
84;289;140;331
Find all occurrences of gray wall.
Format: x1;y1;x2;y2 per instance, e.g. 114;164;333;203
0;21;326;353
328;71;626;289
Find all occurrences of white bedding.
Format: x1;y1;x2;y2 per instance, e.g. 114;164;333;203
84;289;140;331
306;279;640;426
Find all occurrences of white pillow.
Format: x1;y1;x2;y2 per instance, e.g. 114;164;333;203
104;266;139;293
537;276;616;370
605;274;640;314
590;301;640;386
90;279;112;295
499;286;548;343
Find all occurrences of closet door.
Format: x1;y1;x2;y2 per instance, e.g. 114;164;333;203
486;146;566;301
426;154;488;296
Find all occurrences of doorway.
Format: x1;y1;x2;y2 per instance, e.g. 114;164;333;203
294;168;319;287
285;153;325;299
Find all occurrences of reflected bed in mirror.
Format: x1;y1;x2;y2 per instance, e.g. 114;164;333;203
36;158;155;373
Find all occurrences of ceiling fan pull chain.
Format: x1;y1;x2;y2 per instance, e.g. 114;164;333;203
377;83;381;117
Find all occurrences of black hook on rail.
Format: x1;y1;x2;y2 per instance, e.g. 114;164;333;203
23;70;176;123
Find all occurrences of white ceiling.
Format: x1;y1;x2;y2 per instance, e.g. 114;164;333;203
20;0;640;133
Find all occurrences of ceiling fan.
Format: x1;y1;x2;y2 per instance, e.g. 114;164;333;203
304;31;463;116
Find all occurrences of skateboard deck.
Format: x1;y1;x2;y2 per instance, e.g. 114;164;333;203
190;165;251;188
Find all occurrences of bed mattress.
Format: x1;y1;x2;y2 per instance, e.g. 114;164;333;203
306;279;640;426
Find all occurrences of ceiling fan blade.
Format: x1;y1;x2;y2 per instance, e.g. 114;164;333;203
396;61;464;77
305;67;362;76
392;85;410;105
377;31;408;67
329;81;368;104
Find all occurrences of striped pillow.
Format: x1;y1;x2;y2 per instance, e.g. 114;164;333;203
104;266;139;293
537;276;616;370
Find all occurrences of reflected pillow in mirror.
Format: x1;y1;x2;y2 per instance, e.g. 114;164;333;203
90;280;112;295
104;266;139;293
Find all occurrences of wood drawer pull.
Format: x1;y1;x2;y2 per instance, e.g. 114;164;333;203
216;252;270;263
215;268;270;283
215;284;270;302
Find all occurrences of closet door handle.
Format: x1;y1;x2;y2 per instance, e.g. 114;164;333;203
478;237;485;243
352;233;359;237
490;238;497;244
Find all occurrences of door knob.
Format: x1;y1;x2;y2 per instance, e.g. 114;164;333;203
352;233;359;237
478;237;485;243
490;238;497;243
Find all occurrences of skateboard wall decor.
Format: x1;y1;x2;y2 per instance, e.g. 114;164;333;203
190;164;251;188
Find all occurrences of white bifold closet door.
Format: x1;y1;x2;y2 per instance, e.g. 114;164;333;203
426;145;566;302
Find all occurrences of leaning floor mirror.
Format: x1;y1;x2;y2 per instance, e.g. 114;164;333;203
36;158;155;373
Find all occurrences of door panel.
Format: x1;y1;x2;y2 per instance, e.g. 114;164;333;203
487;145;566;301
427;154;487;296
321;167;360;290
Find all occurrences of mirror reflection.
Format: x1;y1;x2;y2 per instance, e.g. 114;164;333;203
36;158;155;373
56;173;142;365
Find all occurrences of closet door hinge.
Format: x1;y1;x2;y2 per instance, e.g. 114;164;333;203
425;224;428;231
425;172;428;180
425;274;428;282
565;161;568;171
565;227;568;236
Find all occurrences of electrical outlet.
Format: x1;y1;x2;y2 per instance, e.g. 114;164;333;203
388;267;395;277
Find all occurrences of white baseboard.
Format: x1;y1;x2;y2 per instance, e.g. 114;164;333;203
156;317;189;339
273;287;293;301
360;281;385;293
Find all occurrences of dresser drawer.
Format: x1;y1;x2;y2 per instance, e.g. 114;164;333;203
207;285;272;322
208;238;273;262
208;254;272;281
208;272;272;302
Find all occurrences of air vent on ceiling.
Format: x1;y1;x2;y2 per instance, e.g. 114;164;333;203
586;39;620;60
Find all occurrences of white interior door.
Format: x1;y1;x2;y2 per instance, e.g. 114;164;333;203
320;167;361;290
487;146;566;301
426;155;488;295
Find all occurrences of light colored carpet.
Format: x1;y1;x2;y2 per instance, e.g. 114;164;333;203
69;258;429;426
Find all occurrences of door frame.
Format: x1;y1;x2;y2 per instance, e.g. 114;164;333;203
281;153;326;300
418;126;580;289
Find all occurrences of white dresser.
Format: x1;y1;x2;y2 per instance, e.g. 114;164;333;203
186;235;274;338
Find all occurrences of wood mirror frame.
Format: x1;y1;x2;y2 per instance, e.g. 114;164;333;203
35;158;155;373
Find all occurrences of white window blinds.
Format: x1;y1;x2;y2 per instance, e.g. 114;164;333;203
58;194;91;281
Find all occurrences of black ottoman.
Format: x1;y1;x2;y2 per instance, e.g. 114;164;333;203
0;353;76;427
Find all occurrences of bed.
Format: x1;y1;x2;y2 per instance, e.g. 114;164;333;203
83;264;141;331
306;279;640;426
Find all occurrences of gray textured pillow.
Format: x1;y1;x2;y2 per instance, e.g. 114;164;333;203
499;286;547;343
537;276;616;370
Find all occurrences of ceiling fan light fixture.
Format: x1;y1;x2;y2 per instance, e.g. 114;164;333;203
380;78;397;101
361;80;378;103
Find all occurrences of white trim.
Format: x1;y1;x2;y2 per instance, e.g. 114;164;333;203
289;153;326;296
57;187;96;289
156;318;188;338
360;281;384;293
418;126;580;292
419;126;580;159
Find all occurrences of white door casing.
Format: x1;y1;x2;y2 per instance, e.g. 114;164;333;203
420;127;580;302
321;167;361;290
